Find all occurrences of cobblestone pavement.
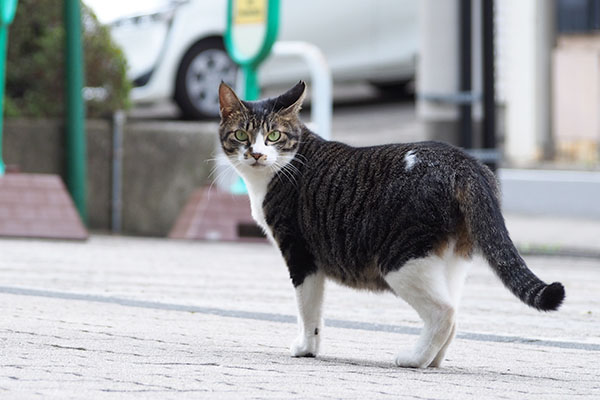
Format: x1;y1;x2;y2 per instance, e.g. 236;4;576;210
1;235;599;399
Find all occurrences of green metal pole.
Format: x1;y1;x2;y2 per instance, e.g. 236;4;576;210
242;65;260;101
224;0;279;193
64;0;87;223
229;65;260;194
0;25;8;176
0;0;18;177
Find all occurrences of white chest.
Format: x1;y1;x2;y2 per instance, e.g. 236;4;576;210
243;175;276;243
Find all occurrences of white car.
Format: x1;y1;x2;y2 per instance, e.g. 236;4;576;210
110;0;417;119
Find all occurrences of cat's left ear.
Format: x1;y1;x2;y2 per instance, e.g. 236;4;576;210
276;81;307;116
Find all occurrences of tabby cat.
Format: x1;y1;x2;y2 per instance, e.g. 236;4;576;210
217;81;565;368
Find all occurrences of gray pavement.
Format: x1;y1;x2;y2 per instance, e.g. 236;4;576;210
1;227;599;399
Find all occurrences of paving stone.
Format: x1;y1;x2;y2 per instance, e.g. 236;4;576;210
0;235;598;399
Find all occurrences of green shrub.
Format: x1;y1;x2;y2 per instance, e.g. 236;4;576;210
6;0;130;118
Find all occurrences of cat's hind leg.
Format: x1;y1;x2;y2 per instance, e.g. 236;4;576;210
384;255;456;368
290;271;326;357
428;321;456;368
429;255;470;367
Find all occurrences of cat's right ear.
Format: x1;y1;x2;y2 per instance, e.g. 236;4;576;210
219;82;246;119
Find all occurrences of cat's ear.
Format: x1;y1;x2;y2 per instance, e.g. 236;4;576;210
275;81;307;116
219;82;246;119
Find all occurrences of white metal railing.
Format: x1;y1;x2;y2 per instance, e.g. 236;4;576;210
271;41;332;139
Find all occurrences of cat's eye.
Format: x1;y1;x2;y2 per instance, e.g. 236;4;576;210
266;130;281;142
234;130;248;142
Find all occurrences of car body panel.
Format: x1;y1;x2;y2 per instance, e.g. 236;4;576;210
110;0;417;105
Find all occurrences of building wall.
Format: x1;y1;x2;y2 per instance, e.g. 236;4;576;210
553;35;600;163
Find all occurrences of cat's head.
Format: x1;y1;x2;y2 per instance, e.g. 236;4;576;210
218;81;306;174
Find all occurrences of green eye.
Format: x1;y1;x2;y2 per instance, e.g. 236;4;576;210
267;130;281;142
234;130;248;141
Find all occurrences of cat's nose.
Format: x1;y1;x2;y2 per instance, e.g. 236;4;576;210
250;152;264;160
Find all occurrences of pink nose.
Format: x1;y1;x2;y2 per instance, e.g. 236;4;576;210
250;152;263;160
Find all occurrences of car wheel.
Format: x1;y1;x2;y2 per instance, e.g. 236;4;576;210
371;80;414;99
175;38;238;119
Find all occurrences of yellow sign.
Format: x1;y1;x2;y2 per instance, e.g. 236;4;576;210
234;0;267;25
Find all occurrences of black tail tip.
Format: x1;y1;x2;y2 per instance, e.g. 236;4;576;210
537;282;565;311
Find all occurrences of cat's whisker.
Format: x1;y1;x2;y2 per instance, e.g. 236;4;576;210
294;152;309;163
272;164;294;185
283;168;300;188
270;163;296;190
290;156;308;169
280;165;300;184
272;161;299;188
211;166;234;186
283;161;303;175
206;165;237;197
269;165;286;186
207;163;225;179
280;170;298;188
279;162;303;183
207;157;237;180
290;159;307;169
206;153;238;179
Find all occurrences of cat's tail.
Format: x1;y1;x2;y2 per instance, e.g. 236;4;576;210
455;163;565;311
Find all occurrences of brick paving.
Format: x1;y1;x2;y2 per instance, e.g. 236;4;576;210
0;234;598;399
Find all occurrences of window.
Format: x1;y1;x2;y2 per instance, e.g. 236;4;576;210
557;0;600;33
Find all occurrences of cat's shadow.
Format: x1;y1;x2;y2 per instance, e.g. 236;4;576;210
304;355;470;375
310;355;403;370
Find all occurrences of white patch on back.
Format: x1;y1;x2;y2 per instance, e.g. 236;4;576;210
404;150;417;171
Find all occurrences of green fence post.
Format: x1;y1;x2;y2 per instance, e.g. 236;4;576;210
0;0;18;176
64;0;87;223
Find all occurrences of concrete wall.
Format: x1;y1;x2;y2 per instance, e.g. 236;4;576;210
3;119;217;236
499;169;600;219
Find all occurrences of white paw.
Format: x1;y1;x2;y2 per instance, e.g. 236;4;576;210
429;357;444;368
428;353;445;368
394;351;427;368
290;334;320;357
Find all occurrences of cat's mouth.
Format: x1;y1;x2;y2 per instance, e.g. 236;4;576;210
249;160;271;168
241;157;271;168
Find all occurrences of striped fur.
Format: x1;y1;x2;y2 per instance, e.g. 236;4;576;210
218;82;565;367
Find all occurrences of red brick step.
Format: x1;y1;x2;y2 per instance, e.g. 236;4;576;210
0;173;88;240
169;187;266;242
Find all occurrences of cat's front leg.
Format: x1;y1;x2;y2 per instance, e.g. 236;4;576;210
290;271;325;357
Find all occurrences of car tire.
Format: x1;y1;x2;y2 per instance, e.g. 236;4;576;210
371;80;414;99
174;38;238;119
